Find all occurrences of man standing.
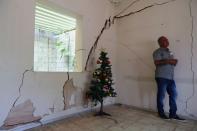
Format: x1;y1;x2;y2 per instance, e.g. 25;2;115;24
153;36;184;120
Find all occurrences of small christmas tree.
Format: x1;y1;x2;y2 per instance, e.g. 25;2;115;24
86;50;117;116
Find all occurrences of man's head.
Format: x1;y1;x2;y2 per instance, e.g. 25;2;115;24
158;36;169;48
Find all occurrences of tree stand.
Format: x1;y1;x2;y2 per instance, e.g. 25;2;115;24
94;100;111;116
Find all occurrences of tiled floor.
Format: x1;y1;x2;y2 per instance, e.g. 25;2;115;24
27;105;197;131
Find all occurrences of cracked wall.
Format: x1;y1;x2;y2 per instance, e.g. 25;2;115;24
116;0;197;119
0;0;117;129
1;0;196;130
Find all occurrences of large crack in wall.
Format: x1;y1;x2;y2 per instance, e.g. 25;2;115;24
62;72;70;110
11;68;33;108
2;68;41;127
115;0;197;119
62;72;78;110
184;0;197;119
116;0;197;119
85;0;177;71
2;0;197;129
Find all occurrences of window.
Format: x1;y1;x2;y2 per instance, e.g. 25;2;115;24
34;2;82;72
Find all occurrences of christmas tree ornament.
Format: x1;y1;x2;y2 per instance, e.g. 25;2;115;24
97;60;101;64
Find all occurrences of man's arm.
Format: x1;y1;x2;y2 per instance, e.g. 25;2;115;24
154;59;178;66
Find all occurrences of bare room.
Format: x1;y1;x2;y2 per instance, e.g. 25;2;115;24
0;0;197;130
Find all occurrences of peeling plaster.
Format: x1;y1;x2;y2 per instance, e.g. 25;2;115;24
1;0;197;129
0;0;116;129
3;100;41;126
63;79;77;110
61;71;71;111
2;68;43;127
3;68;34;127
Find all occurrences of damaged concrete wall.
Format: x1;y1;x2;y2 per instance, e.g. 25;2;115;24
0;0;117;129
4;100;41;126
116;0;197;119
63;79;77;110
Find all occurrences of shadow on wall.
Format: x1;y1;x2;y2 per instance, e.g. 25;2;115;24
136;40;159;110
118;39;158;109
124;75;156;109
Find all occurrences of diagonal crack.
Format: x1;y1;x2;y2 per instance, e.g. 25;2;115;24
118;42;154;70
85;18;110;70
84;0;197;119
84;0;176;71
115;0;141;17
114;0;176;19
11;68;33;109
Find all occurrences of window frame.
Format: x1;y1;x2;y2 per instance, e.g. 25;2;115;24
34;0;83;72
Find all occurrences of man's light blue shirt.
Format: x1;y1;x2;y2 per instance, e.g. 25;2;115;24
153;48;175;80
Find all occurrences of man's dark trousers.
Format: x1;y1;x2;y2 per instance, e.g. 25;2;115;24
155;78;177;117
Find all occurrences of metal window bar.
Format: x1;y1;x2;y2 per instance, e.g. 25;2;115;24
34;3;76;72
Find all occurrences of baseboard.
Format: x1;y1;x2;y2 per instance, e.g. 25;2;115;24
7;102;195;131
6;102;114;131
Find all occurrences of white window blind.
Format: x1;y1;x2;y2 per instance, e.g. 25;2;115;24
34;3;77;72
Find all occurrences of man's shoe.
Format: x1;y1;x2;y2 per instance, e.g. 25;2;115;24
159;114;169;119
170;115;186;121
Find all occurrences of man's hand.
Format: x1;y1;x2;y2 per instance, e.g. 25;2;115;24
154;59;178;66
167;59;178;65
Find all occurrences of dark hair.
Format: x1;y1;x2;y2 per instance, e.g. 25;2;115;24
158;36;167;45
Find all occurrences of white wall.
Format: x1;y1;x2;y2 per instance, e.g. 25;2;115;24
116;0;197;119
1;0;197;129
0;0;117;128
